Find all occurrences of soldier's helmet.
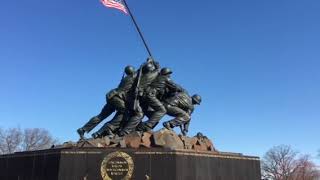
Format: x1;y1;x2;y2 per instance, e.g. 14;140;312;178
191;94;202;105
142;63;155;73
160;67;172;75
146;57;154;63
124;65;135;75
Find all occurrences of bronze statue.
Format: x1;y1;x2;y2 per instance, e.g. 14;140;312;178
77;58;201;139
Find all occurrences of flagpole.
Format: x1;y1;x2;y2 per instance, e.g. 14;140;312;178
122;0;153;59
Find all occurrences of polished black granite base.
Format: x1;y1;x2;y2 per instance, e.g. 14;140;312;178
0;147;261;180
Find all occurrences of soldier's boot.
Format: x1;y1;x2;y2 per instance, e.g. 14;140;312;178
182;129;188;136
91;127;112;139
136;122;151;132
100;127;115;138
118;130;130;137
136;123;145;132
142;124;154;133
97;123;115;138
163;122;172;131
101;112;124;137
180;125;188;136
91;132;102;139
77;128;85;140
105;127;115;137
119;111;144;137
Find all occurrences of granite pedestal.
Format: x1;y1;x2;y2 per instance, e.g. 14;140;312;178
0;147;260;180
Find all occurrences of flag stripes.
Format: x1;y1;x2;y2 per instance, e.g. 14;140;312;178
100;0;128;14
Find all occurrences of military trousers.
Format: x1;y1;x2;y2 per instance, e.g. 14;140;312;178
142;94;167;129
81;96;126;133
165;105;190;128
94;112;126;136
119;103;144;135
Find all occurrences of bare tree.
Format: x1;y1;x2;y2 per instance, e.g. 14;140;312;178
0;128;23;154
262;145;320;180
0;127;58;154
22;128;58;151
262;145;298;180
292;155;320;180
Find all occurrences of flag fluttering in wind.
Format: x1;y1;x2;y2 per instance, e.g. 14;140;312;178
100;0;128;14
100;0;153;58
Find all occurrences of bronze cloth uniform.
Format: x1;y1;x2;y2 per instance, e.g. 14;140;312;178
141;75;183;130
80;73;136;133
164;92;194;128
119;68;159;135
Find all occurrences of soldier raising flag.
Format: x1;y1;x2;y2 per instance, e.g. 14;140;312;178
76;0;202;139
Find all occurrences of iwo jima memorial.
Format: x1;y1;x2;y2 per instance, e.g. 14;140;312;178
0;0;261;180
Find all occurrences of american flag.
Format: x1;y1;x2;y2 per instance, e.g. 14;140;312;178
100;0;128;14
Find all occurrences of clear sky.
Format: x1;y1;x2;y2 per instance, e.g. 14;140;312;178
0;0;319;163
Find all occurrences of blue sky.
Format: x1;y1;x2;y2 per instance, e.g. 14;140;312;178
0;0;319;163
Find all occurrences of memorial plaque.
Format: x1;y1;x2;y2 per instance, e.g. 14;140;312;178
100;151;134;180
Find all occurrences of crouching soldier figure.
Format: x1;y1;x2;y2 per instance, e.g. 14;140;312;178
163;93;201;136
77;65;136;139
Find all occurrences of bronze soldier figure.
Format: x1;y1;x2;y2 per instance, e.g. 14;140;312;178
163;93;201;136
137;67;184;132
77;65;136;139
118;59;160;136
